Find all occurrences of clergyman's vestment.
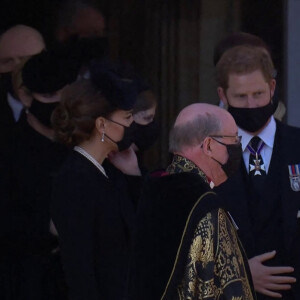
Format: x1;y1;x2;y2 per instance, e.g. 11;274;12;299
127;155;255;300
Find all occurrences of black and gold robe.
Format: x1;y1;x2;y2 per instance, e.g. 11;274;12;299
127;155;255;300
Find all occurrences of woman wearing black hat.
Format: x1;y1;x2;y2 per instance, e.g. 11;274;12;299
51;78;141;300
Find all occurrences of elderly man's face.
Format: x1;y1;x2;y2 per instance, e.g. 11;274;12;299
207;113;241;184
0;27;45;73
210;114;239;160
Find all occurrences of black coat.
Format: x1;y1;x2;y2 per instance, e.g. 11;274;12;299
51;151;137;300
216;120;300;300
11;115;68;238
0;77;15;144
0;115;69;300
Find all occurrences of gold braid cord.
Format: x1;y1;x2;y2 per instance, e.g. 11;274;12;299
177;209;254;300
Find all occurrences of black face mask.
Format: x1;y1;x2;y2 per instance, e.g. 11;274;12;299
211;139;242;178
228;99;276;133
29;100;59;127
105;119;135;151
132;120;159;151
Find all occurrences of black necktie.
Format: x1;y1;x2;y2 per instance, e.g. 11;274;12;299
247;136;266;227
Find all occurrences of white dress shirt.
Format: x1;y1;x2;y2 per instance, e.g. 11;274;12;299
7;92;24;122
239;116;276;174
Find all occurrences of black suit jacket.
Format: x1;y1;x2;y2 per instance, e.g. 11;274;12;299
51;151;136;300
216;120;300;299
0;78;15;144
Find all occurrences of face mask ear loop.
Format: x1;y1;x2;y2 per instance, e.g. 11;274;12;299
270;90;273;105
222;93;231;108
107;118;126;128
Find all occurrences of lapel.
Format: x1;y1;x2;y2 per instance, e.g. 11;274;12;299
0;80;15;127
270;121;300;251
252;126;282;232
217;160;250;221
217;160;258;256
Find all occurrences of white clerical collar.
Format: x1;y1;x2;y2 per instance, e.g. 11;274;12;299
7;92;24;121
74;146;108;177
238;116;276;151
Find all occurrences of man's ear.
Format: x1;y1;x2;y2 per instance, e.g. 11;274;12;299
270;79;276;98
217;87;228;106
202;137;213;157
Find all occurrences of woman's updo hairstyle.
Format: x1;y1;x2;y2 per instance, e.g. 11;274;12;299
51;79;115;147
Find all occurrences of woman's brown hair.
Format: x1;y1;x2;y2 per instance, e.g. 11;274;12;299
51;79;116;146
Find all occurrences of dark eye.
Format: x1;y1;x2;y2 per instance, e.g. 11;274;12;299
41;93;57;98
236;94;246;99
0;58;13;65
254;91;263;97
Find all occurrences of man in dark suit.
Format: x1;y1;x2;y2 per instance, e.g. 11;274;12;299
0;25;45;141
215;45;300;300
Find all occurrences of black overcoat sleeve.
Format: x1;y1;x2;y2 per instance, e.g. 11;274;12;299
52;171;100;300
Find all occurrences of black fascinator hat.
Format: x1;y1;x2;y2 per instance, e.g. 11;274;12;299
89;60;142;110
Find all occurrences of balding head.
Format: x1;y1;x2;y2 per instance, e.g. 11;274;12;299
0;25;45;73
170;103;235;153
169;103;239;186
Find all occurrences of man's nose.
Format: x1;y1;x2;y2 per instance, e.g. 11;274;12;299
246;97;258;108
10;57;21;71
13;56;27;69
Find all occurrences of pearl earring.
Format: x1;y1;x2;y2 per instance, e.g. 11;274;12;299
101;131;105;142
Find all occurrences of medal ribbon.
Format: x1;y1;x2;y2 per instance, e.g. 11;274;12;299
247;139;265;157
288;164;300;177
288;164;300;192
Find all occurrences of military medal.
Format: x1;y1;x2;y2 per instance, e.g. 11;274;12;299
247;140;266;176
288;164;300;192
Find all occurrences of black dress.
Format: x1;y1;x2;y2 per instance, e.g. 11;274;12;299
51;150;137;300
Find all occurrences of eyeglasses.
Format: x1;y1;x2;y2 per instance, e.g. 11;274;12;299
209;135;242;144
